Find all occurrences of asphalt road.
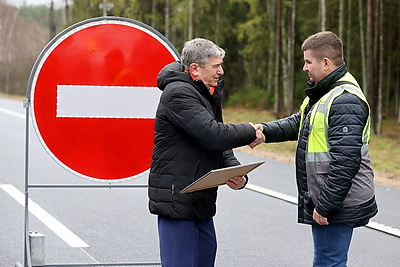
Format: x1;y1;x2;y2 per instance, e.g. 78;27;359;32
1;97;399;266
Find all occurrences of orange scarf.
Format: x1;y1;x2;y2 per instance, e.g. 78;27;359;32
185;69;215;95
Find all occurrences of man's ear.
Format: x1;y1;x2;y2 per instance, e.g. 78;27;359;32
323;57;333;71
189;63;200;77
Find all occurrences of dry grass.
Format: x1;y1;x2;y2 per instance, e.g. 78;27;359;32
369;118;400;175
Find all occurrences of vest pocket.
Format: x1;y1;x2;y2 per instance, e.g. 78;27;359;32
306;161;329;204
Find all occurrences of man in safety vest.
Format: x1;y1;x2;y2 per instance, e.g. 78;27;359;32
255;31;378;266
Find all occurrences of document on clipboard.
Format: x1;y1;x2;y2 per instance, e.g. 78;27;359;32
180;161;265;194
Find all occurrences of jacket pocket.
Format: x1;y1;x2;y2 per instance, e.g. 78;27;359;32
307;161;329;204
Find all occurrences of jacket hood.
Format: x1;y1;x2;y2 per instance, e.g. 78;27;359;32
305;63;348;102
157;61;187;91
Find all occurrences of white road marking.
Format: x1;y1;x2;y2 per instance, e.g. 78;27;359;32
246;183;298;204
366;221;400;237
0;184;89;247
0;106;24;118
56;85;161;118
246;183;400;238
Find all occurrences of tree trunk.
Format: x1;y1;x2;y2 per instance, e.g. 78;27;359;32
281;10;287;112
49;0;57;40
64;0;70;25
274;0;282;117
359;0;367;95
267;0;275;94
215;0;220;44
339;0;344;39
283;0;295;115
151;0;156;28
164;0;170;40
319;0;326;31
384;3;393;116
377;0;383;135
397;4;400;123
346;0;351;68
287;0;296;115
367;0;377;134
102;0;107;17
188;0;193;40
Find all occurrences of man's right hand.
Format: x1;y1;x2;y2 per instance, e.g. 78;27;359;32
248;123;265;149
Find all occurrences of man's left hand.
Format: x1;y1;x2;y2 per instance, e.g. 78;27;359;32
226;176;247;190
313;208;329;225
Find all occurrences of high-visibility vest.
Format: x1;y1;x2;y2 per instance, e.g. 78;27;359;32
299;72;371;162
299;72;374;207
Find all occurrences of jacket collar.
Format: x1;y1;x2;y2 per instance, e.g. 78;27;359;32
305;63;348;102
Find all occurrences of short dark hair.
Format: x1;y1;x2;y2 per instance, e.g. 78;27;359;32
301;31;343;66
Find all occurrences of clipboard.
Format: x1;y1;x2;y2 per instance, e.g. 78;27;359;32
180;161;265;194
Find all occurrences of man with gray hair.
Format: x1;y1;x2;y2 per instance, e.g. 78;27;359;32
148;38;264;266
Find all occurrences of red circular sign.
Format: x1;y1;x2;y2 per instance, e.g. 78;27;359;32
29;17;179;181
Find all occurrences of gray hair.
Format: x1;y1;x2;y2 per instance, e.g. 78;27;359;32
181;38;225;70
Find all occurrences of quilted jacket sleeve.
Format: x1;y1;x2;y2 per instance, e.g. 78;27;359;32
164;83;256;151
261;112;301;143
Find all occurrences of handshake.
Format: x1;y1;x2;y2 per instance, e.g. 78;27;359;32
248;123;265;149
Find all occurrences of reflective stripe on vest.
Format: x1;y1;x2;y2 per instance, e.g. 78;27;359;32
299;72;371;163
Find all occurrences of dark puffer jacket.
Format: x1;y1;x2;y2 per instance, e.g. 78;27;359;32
261;64;378;226
148;61;256;221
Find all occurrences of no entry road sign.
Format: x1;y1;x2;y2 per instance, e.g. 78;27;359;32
28;17;179;181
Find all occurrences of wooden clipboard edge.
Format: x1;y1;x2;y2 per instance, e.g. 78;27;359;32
180;161;265;194
181;181;227;194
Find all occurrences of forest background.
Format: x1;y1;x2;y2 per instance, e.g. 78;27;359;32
0;0;399;187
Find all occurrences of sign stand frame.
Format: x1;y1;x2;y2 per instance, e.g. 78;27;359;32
23;99;161;267
21;16;180;267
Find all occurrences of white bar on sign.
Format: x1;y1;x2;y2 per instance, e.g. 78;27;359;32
57;85;161;118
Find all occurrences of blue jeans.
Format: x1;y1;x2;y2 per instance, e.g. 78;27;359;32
158;216;217;267
312;224;354;267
